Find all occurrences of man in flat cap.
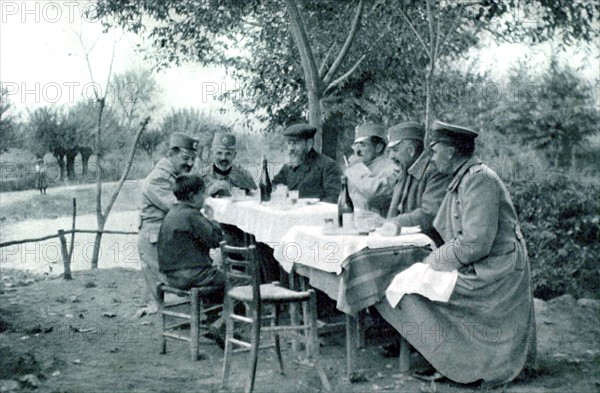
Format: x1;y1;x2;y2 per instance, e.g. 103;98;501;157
377;120;536;386
344;123;397;216
138;132;199;298
202;132;257;197
272;123;342;203
384;121;451;245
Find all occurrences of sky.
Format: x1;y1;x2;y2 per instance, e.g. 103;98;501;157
1;1;598;130
0;0;242;126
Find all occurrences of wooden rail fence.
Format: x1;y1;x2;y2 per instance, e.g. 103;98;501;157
0;198;138;280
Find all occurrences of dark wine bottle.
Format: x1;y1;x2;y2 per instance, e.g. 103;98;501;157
337;175;354;228
259;155;272;202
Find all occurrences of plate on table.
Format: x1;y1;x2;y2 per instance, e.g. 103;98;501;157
298;198;320;205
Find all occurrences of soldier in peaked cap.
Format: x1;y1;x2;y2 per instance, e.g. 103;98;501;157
272;123;342;203
344;123;396;216
202;132;257;197
138;132;198;301
384;121;450;245
377;120;536;386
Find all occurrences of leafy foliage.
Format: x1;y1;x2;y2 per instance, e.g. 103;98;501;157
509;174;600;299
490;57;600;169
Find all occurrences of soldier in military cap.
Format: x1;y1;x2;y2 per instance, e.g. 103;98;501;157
138;132;199;299
202;132;257;197
378;120;536;386
384;121;451;245
344;123;396;216
272;123;342;203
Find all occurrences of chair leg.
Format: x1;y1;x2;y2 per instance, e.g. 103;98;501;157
289;271;300;353
273;305;284;374
190;288;200;361
221;297;234;389
245;303;261;393
157;285;166;355
307;290;319;357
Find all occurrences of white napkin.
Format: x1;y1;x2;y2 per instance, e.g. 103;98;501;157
385;262;458;307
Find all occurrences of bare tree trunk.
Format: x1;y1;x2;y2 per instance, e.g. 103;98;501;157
66;151;77;181
80;147;93;178
285;0;364;157
54;153;66;181
91;97;106;268
285;0;323;150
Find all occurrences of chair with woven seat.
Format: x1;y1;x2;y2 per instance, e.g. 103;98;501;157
219;241;330;393
156;283;223;361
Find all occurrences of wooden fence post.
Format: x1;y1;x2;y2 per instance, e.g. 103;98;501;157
58;229;72;280
68;198;76;269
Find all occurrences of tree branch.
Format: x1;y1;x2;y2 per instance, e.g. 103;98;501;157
398;7;431;61
323;0;364;84
319;44;336;79
435;4;464;59
103;117;149;219
323;54;366;95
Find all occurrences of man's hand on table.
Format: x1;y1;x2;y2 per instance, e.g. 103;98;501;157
207;180;231;197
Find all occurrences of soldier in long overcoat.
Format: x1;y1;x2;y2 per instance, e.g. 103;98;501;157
377;121;536;387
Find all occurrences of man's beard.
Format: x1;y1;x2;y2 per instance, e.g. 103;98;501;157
288;152;304;167
215;160;232;170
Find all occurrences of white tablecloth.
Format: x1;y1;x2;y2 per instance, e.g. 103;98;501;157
273;225;435;274
205;197;338;243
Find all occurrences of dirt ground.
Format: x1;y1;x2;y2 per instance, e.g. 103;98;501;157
0;267;599;393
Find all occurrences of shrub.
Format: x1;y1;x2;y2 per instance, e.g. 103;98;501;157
508;173;600;300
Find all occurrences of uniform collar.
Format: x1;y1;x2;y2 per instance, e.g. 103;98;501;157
155;157;179;177
407;150;431;180
448;156;482;191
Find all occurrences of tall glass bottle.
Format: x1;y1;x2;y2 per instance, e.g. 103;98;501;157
259;155;272;202
337;175;354;228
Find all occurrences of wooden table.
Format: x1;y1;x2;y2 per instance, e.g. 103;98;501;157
205;197;434;378
272;225;433;378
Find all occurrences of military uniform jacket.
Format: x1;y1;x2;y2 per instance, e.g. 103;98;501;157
157;202;224;273
379;157;536;386
345;154;396;216
202;164;257;197
139;158;178;243
272;149;342;203
386;152;450;245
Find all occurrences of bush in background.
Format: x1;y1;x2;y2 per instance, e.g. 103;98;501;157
508;172;600;300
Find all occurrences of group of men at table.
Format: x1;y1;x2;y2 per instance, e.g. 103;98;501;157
137;120;536;388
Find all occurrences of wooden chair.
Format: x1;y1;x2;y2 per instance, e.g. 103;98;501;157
156;283;223;361
219;241;330;393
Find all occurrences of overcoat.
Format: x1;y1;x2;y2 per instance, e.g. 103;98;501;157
387;152;450;246
378;157;536;387
137;158;178;290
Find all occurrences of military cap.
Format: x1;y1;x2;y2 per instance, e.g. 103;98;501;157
387;122;425;147
354;123;387;144
212;132;237;150
282;123;317;140
429;120;478;147
169;133;198;151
